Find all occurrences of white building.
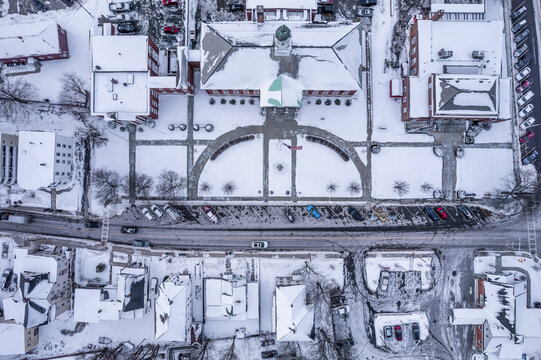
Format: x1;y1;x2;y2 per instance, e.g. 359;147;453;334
273;277;314;342
17;131;74;190
154;274;192;342
73;288;123;323
0;321;39;356
0;133;18;185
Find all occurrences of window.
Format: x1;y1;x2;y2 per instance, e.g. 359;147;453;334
411;47;416;55
67;160;71;165
62;153;66;157
402;97;407;103
68;145;72;149
56;160;60;164
403;107;407;114
62;144;66;148
57;144;61;147
34;328;39;336
61;160;65;164
61;172;65;176
403;86;407;93
411;57;416;65
56;152;60;156
55;172;59;176
411;36;416;44
412;68;417;75
68;154;72;158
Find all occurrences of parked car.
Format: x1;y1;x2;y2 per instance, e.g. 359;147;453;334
394;325;403;341
455;147;464;158
109;1;132;12
519;104;534;118
306;205;321;219
512;18;527;33
109;12;137;22
359;8;373;16
511;5;527;21
515;53;533;70
117;22;137;34
1;243;8;259
425;207;440;222
513;43;528;58
141;207;156;221
149;278;159;297
84;220;100;228
522;149;539;165
318;5;333;13
520;117;536;129
251;241;268;249
517;91;534;107
514;28;530;43
283;208;295;223
318;0;333;3
261;350;278;359
120;226;137;234
436;207;448;220
520;130;535;144
2;269;13;290
457;205;473;221
380;271;390;291
516;78;534;92
412;323;420;341
360;0;377;5
384;326;393;339
228;3;244;11
163;0;178;5
132;239;150;247
203;205;218;223
347;206;363;221
163;204;180;221
163;26;179;34
151;205;165;218
515;66;531;81
312;13;330;23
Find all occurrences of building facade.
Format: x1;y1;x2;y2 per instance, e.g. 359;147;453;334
0;133;18;185
245;0;317;22
0;321;39;355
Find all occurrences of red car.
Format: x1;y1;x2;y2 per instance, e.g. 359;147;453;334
520;130;535;144
163;26;179;34
394;325;403;341
516;78;533;92
436;207;448;220
163;0;178;5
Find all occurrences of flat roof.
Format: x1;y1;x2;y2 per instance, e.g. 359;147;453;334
246;0;317;9
17;132;58;190
408;77;429;119
92;72;149;116
91;36;148;72
0;21;60;59
0;322;27;355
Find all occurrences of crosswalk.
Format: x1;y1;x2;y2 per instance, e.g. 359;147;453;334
101;217;110;244
526;206;537;255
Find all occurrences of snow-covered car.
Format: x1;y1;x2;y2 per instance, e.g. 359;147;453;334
151;205;165;218
520;117;536;129
513;43;528;58
163;0;178;5
150;277;158;296
519;130;535;144
517;90;534;107
380;271;390;291
522;150;539;165
457;205;473;220
163;204;180;221
515;67;531;81
141;207;156;221
109;1;132;12
2;269;13;290
511;5;527;21
283;208;295;223
512;18;527;33
515;53;533;70
519;104;534;118
228;3;244;11
359;8;373;17
251;241;268;249
117;22;137;34
203;205;218;223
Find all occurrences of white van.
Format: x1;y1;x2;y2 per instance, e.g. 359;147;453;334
163;204;180;221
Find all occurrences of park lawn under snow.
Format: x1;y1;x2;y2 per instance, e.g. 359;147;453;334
371;147;442;199
474;120;513;144
136;145;188;196
136;95;188;141
456;148;514;197
198;136;263;197
268;140;292;197
297;97;367;142
94;129;130;176
295;135;362;198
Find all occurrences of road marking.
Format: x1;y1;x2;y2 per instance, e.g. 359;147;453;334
442;207;456;222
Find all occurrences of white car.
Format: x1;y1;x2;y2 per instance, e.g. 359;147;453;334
380;271;390;291
163;204;180;221
151;204;165;218
517;90;534;107
516;66;531;81
520;117;536;129
141;207;156;221
251;241;268;249
203;205;218;223
519;103;534;118
109;12;137;22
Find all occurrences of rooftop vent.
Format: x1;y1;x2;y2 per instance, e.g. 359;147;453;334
472;50;485;60
438;49;453;59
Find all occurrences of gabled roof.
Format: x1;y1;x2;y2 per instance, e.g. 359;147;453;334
154;275;191;341
0;21;61;60
275;284;314;341
434;75;498;116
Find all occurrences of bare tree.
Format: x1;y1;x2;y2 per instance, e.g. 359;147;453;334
199;181;212;195
326;182;338;195
194;340;212;360
393;180;410;197
74;119;108;149
222;181;237;195
346;181;361;195
123;174;154;198
156;170;185;197
59;72;90;108
220;337;238;360
500;169;537;200
0;78;38;123
310;328;340;360
92;168;123;206
420;182;434;193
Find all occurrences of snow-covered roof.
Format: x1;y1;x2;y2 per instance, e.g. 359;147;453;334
275;284;314;341
117;267;148;313
91;36;148;72
13;248;59;282
154;274;191;341
246;0;317;9
73;288;122;323
200;22;362;92
415;20;503;76
204;276;259;321
0;21;61;60
0;322;29;355
92;72;150;117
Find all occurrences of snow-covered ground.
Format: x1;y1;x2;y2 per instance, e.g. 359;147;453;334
364;251;435;292
474;121;512;144
136;145;188;196
371;147;442;199
456;148;514;197
137;95;188;141
268;140;292;197
373;311;429;347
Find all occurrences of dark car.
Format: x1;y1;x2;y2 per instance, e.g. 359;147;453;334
117;22;137;33
394;325;403;341
1;243;8;259
84;220;101;228
412;323;420;341
515;53;533;70
228;3;244;11
132;239;150;247
457;205;474;220
347;207;363;221
520;130;535;144
511;5;527;21
360;0;377;5
359;8;373;16
512;18;527;33
121;226;138;234
261;350;278;359
522;149;539;165
425;207;439;222
513;43;528;58
516;78;534;93
163;0;178;5
514;29;530;43
2;269;13;290
283;208;295;223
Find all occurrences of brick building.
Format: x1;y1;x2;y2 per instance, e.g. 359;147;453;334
245;0;318;22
